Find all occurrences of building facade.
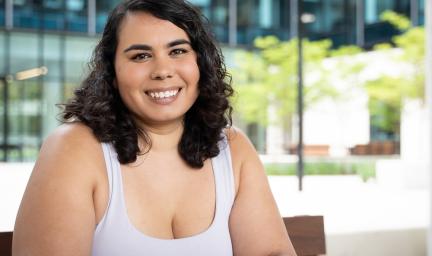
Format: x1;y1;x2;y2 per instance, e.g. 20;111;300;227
0;0;426;161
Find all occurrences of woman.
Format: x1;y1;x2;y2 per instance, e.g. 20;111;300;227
13;0;297;255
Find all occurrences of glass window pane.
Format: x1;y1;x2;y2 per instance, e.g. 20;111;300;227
302;0;356;47
66;0;87;32
364;0;409;46
0;0;5;27
96;0;118;33
365;0;410;25
13;0;42;29
43;0;65;31
189;0;229;43
6;32;44;161
237;0;289;45
419;0;424;25
64;35;94;82
14;0;87;32
0;32;5;74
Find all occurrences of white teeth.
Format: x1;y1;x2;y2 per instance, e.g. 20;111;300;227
148;89;179;99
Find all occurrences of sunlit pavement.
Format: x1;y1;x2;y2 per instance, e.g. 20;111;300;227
269;175;429;234
269;175;429;256
1;163;429;255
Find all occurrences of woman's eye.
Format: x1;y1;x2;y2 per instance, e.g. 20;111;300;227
132;53;151;61
170;48;188;55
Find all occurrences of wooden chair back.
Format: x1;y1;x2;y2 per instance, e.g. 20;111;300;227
1;216;325;256
0;232;13;256
284;215;326;256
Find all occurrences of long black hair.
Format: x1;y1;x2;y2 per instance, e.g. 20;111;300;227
61;0;233;168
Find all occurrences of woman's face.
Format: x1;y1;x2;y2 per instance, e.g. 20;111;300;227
114;11;200;128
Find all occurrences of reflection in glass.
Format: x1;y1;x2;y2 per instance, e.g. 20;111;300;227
364;0;410;47
419;0;425;25
12;0;87;32
96;0;118;33
190;0;229;43
0;0;4;27
237;0;290;45
303;0;356;47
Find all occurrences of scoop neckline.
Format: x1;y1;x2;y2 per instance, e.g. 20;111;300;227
118;156;219;242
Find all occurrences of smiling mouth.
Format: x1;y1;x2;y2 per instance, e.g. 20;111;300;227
144;88;182;104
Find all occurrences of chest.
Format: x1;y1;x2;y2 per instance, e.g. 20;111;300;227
122;158;217;239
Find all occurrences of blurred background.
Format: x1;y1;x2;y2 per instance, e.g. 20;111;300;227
0;0;430;255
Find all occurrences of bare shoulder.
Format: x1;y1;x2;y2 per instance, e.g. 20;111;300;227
13;122;105;255
226;126;297;255
224;126;257;162
223;126;259;196
42;122;101;157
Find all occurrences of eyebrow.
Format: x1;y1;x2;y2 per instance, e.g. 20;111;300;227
123;39;191;53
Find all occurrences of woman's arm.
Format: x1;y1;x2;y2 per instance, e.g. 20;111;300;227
13;123;104;256
228;129;297;256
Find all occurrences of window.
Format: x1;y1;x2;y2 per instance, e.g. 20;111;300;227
13;0;87;32
237;0;290;45
303;0;356;47
190;0;229;43
96;0;118;33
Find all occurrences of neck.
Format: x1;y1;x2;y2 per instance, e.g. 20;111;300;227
139;120;184;153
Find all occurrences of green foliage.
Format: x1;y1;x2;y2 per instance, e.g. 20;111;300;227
363;11;425;132
373;43;392;51
231;10;425;139
380;10;411;30
330;45;363;57
353;163;376;182
231;36;345;126
264;160;376;182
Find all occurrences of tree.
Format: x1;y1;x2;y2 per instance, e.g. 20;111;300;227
363;11;425;135
231;36;356;127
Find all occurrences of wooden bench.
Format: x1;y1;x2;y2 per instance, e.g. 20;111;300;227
284;215;326;256
0;231;12;256
0;216;325;256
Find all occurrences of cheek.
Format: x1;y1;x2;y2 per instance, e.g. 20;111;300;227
116;64;147;89
181;60;200;85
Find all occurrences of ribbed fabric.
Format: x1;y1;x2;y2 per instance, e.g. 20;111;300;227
92;137;235;256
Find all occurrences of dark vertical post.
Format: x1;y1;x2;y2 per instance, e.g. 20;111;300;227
356;0;365;47
228;0;237;46
425;0;432;255
411;0;419;27
290;0;298;39
297;0;304;191
2;76;9;162
37;2;45;150
60;0;67;100
5;0;13;29
88;0;96;36
2;23;11;161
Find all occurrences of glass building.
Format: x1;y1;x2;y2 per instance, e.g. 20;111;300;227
0;0;425;161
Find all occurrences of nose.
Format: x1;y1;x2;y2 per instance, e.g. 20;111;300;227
150;57;174;80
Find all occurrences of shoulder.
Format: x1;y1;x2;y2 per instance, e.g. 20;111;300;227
42;122;101;159
13;122;105;254
223;126;260;195
43;122;99;150
224;126;257;165
36;122;105;184
225;127;296;255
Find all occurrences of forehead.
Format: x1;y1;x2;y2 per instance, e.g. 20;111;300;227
117;11;190;46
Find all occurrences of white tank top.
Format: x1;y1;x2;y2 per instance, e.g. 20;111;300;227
92;137;235;256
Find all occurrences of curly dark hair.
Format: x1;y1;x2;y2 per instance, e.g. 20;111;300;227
61;0;233;168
